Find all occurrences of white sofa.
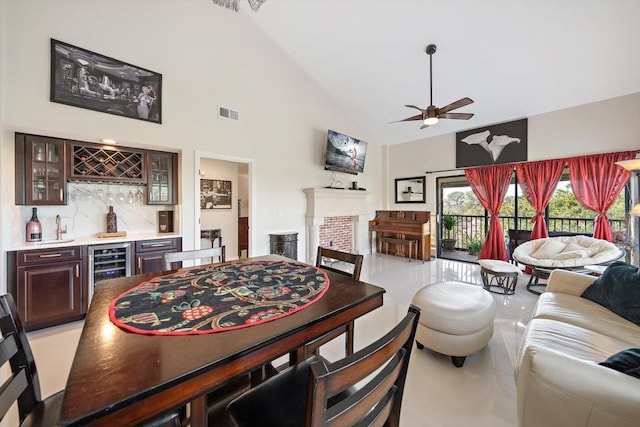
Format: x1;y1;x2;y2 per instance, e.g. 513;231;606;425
514;269;640;427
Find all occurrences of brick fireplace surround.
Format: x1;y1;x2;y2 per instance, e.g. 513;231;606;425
303;188;371;264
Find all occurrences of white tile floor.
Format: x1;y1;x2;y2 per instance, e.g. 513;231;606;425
25;255;539;427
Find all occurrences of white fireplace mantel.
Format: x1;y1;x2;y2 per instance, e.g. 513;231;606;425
303;188;371;263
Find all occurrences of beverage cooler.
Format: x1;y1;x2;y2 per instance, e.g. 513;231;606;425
88;243;132;301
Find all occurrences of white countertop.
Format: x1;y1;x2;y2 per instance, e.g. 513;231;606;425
10;232;182;251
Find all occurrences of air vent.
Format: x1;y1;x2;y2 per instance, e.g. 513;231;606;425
218;105;239;121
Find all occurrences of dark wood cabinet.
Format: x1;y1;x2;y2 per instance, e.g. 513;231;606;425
238;217;249;257
269;232;298;260
147;151;178;205
134;238;182;274
7;246;86;331
15;134;67;205
15;133;179;206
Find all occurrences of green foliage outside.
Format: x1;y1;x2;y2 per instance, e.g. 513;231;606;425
466;233;484;255
443;182;626;221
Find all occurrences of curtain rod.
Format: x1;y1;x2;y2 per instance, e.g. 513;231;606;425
424;149;640;175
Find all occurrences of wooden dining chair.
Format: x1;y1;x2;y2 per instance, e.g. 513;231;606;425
304;247;364;359
163;246;226;271
225;305;420;427
315;246;364;280
0;293;183;427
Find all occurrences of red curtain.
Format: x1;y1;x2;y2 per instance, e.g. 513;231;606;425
515;159;566;240
465;164;513;261
568;151;636;241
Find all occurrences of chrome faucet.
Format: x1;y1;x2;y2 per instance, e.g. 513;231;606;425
56;215;67;240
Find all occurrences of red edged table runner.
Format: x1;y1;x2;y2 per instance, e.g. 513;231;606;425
109;260;329;335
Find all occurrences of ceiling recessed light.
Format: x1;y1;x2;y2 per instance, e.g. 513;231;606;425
101;138;117;145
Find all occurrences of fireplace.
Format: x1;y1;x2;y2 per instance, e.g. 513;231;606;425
303;188;371;264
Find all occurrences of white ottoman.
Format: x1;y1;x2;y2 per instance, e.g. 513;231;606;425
478;259;522;295
411;282;496;367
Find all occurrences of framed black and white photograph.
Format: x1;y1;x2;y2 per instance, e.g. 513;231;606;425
395;176;426;203
200;179;232;209
456;118;527;168
50;39;162;124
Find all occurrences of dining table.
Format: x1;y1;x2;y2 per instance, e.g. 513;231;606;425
57;255;385;426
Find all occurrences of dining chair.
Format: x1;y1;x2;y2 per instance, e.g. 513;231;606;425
163;245;226;271
225;305;420;427
304;246;364;359
0;293;183;427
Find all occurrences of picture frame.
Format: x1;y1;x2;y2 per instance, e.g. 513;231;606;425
200;179;232;209
50;39;162;124
456;118;527;168
395;176;426;204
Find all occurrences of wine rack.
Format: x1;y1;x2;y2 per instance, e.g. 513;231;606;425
70;143;145;183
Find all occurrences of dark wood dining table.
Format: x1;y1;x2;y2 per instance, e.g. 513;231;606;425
57;255;385;426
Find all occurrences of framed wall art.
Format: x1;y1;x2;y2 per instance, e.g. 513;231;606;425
200;179;232;209
50;39;162;124
395;176;426;203
456;118;527;168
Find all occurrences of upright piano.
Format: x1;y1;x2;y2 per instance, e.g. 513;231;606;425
369;210;431;261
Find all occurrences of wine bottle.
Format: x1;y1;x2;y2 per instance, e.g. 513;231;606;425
26;207;42;242
107;205;117;233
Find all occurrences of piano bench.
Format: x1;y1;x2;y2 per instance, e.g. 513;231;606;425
379;237;418;262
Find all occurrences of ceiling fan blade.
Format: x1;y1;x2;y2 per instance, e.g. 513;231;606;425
390;113;424;123
439;112;474;120
405;104;426;112
437;97;474;114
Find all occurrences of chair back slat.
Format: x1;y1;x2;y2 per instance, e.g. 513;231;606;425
324;310;415;395
316;247;363;280
352;386;396;427
322;351;404;427
0;294;41;422
163;246;226;271
0;368;29;420
308;305;420;427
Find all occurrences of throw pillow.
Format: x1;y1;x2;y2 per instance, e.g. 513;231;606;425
531;239;566;260
582;261;640;326
599;348;640;379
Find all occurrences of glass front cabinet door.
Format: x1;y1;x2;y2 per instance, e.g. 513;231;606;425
15;134;66;205
147;151;177;205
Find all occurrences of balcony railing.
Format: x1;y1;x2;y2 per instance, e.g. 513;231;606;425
441;214;628;252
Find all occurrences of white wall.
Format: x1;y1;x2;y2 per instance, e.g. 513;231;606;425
387;92;640;216
0;0;384;292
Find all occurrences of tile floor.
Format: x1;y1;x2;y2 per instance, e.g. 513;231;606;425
26;254;540;427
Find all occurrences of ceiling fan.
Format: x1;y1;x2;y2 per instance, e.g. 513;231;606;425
394;44;474;129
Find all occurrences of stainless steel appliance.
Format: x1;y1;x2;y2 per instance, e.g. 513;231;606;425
88;242;132;301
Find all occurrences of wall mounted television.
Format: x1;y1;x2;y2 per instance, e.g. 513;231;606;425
324;129;368;175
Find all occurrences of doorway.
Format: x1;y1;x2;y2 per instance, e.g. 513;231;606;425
195;152;254;261
436;175;483;262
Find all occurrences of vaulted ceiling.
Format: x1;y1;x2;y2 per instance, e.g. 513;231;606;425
247;0;640;145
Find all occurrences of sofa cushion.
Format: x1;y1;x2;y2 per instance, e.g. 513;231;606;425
532;293;640;346
582;261;640;326
516;318;633;368
600;348;640;379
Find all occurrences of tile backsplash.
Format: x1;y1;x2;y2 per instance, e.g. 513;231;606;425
12;182;179;244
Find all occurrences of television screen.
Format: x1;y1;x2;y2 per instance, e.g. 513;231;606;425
324;129;368;175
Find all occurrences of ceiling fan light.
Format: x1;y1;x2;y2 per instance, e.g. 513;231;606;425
423;117;439;126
